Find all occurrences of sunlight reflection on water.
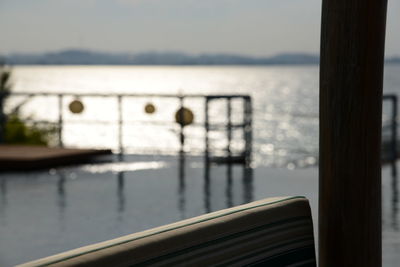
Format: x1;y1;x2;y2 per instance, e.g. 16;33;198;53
7;65;400;168
81;161;167;174
9;65;320;168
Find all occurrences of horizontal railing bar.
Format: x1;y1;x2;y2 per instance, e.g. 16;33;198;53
208;124;246;130
1;91;393;100
206;95;251;100
5;92;251;99
11;119;208;127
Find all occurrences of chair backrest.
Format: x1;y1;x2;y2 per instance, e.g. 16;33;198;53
18;196;316;267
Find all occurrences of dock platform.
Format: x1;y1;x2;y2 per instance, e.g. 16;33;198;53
0;145;112;171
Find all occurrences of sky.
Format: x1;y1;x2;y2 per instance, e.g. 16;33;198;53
0;0;399;56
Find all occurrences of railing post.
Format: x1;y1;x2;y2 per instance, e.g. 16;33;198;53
203;96;211;213
319;0;387;266
117;95;123;157
58;94;63;147
179;95;185;153
205;97;210;155
226;97;232;158
243;97;252;167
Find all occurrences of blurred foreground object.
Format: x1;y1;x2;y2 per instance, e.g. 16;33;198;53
319;0;387;265
17;196;315;267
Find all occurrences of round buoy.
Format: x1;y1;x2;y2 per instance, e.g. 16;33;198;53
175;107;194;126
69;99;84;114
144;103;156;114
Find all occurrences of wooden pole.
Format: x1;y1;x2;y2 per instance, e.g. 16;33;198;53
319;0;387;266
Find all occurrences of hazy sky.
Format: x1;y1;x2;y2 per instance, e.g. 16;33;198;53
0;0;399;56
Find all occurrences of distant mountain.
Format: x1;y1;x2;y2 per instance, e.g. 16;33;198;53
2;49;399;65
2;50;321;65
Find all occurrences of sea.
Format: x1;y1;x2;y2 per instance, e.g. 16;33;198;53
0;65;400;266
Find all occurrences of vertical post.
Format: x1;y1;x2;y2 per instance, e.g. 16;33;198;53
319;0;387;266
117;95;123;158
204;96;211;213
226;97;232;157
58;94;63;147
244;97;252;167
226;97;233;207
243;96;253;201
205;97;210;155
179;96;185;153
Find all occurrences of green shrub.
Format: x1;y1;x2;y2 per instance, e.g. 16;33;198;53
1;63;57;146
4;115;57;145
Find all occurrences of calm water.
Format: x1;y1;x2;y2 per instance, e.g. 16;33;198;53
1;65;400;266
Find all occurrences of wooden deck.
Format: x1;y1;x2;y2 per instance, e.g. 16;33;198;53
0;145;112;171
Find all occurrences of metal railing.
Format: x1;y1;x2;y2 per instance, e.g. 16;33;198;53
1;91;397;165
0;92;253;164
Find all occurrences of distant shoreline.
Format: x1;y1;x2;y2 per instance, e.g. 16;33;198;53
3;49;319;65
3;49;399;66
8;63;322;66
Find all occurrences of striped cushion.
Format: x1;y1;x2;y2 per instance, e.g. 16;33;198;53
18;196;316;267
